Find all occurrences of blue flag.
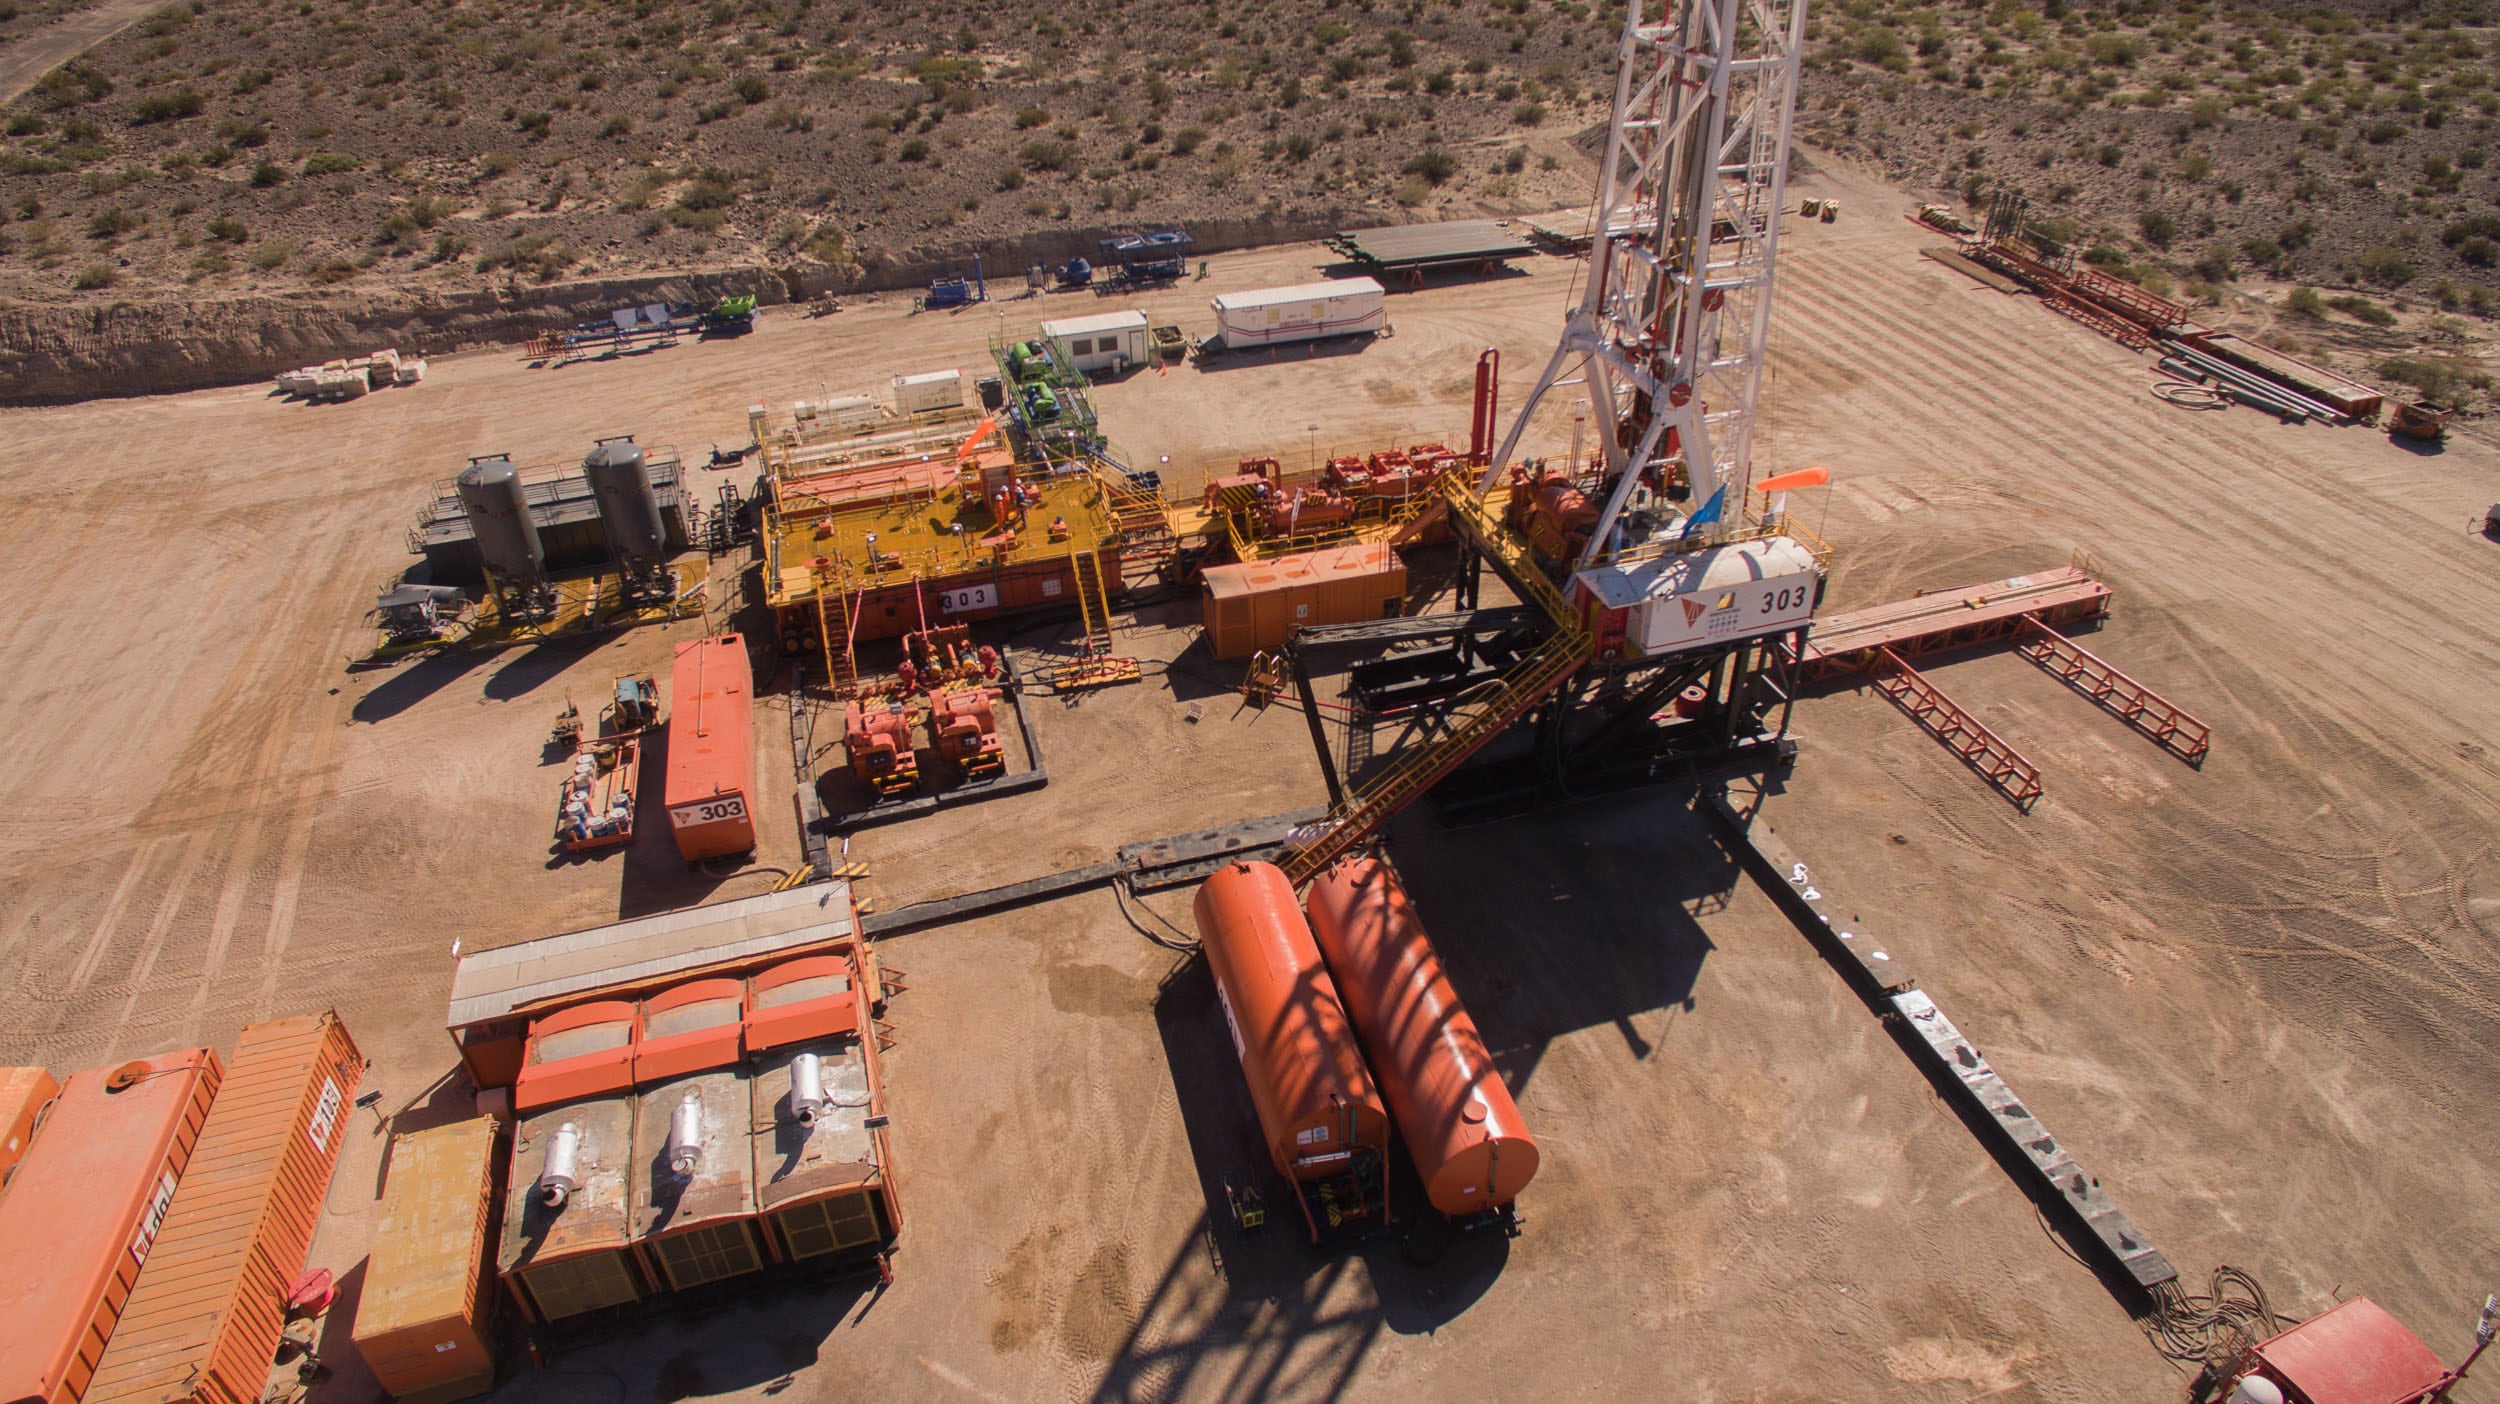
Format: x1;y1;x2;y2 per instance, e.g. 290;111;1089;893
1680;485;1726;540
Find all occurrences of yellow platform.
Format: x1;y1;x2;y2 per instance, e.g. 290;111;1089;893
372;559;709;657
765;468;1120;608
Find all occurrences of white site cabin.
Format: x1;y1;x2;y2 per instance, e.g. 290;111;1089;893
1039;310;1151;375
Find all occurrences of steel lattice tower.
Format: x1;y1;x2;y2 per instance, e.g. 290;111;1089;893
1474;0;1807;565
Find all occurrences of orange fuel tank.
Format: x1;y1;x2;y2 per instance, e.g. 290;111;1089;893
1304;859;1538;1218
1191;862;1388;1184
666;634;757;860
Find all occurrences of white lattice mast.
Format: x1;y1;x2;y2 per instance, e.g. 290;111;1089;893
1474;0;1806;565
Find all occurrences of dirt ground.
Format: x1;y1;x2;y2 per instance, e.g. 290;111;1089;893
1;156;2496;1403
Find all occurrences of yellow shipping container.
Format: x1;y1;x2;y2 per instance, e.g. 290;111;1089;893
354;1119;499;1404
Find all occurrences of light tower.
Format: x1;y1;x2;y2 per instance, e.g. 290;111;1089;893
1475;0;1807;563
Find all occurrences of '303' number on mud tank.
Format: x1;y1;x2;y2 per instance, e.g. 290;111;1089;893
1760;585;1809;614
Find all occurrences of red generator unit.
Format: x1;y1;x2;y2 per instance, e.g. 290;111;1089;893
842;700;919;798
0;1050;221;1404
1191;861;1390;1241
930;687;1003;779
666;634;757;861
1305;858;1539;1227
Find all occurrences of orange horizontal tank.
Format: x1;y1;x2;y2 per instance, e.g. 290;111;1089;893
665;634;757;860
1304;859;1539;1219
1191;862;1388;1185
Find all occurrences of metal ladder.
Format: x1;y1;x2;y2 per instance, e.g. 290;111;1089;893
1867;646;2043;811
1053;550;1138;688
1281;625;1590;884
812;572;859;698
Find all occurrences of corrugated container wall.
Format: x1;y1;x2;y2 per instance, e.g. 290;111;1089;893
353;1120;499;1404
83;1014;364;1404
0;1049;221;1404
665;634;758;861
1199;543;1405;660
0;1065;59;1185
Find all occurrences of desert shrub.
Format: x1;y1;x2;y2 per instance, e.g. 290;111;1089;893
1514;101;1546;125
480;151;517;176
248;160;284;187
302;152;361;175
86;206;137;238
216;119;268;147
1172;126;1206;155
131;89;202;123
1394;173;1431;205
72;261;116;288
1854;28;1908;67
732;74;769;104
675;171;737;210
899;138;929;161
2356;245;2415;286
248;241;292;269
206;216;247;242
2375;355;2489;405
2085;34;2143;66
230;68;271;94
1020;138;1073;171
603;115;634;138
1015;106;1048;129
2327;294;2396;325
2240;235;2283;266
2458;237;2499;268
33;65;113;110
4;113;43;136
996;166;1025;190
1403;148;1458;184
2137;209;2178;246
2282;285;2325;318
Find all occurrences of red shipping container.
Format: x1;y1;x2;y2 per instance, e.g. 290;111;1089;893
665;634;757;861
0;1049;221;1404
83;1013;363;1404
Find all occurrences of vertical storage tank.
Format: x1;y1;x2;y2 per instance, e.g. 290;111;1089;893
665;635;757;861
1190;863;1389;1200
582;438;668;587
454;457;546;592
84;1014;364;1404
0;1049;222;1404
1304;859;1538;1220
353;1119;499;1404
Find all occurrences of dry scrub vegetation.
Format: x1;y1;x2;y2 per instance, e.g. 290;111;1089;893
0;0;1621;302
1799;0;2500;410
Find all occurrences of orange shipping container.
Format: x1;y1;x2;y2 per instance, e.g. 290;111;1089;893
353;1119;499;1404
0;1065;59;1186
665;634;757;861
84;1013;364;1404
0;1049;221;1404
1199;543;1405;660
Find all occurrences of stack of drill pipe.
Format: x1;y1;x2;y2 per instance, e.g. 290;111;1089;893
2158;340;2340;422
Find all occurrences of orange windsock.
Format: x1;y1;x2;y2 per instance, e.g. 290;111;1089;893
955;415;999;460
1755;465;1831;493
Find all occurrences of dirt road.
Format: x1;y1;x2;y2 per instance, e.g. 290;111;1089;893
0;171;2493;1402
0;0;156;104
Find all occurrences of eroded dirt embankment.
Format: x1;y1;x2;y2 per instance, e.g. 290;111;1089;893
0;211;1346;405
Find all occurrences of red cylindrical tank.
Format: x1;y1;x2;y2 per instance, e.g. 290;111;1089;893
1192;863;1389;1184
1304;859;1539;1218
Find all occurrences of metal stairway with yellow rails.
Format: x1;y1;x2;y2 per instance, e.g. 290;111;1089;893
1279;479;1590;884
1053;549;1140;689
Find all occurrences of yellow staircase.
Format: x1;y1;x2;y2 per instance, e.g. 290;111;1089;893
1054;550;1139;689
811;568;859;698
1276;477;1592;884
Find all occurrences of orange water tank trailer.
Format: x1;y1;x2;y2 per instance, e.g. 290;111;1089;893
843;700;920;795
931;687;1003;777
1304;859;1540;1220
0;1065;58;1186
1190;862;1389;1186
665;634;758;861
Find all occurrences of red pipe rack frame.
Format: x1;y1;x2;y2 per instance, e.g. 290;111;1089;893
1796;568;2211;810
